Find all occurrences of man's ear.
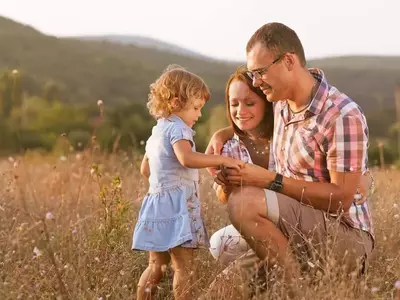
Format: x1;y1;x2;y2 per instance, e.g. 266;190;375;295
285;53;295;71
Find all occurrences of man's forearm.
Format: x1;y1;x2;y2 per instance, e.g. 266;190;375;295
257;171;349;213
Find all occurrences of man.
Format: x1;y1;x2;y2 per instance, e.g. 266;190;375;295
207;22;374;287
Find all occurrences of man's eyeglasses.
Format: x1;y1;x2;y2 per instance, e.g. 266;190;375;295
246;53;285;80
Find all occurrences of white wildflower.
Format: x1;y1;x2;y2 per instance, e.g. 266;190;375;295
60;156;67;161
97;100;104;107
395;280;400;289
161;264;167;272
33;247;42;257
371;287;379;293
45;212;55;220
8;156;14;163
307;261;315;268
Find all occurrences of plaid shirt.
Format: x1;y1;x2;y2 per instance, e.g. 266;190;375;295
273;68;373;235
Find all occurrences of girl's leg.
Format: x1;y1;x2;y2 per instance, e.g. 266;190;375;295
137;251;171;300
169;247;197;300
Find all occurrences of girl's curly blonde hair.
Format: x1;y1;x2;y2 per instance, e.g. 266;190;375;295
147;65;210;119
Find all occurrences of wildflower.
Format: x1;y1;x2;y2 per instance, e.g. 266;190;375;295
8;156;14;163
60;156;67;161
371;287;379;293
33;247;42;258
395;280;400;289
161;264;167;272
45;212;55;220
97;100;104;107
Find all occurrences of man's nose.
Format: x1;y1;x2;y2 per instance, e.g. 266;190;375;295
252;76;262;88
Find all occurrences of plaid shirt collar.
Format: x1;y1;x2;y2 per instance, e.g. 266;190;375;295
280;68;330;122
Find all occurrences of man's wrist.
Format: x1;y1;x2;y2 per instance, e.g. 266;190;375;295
268;173;284;192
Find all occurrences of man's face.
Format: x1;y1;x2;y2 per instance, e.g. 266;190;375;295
246;43;291;102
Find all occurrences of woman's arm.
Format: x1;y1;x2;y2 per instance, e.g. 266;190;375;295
205;127;234;176
140;154;150;178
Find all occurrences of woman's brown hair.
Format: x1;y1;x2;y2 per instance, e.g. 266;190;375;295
225;65;273;140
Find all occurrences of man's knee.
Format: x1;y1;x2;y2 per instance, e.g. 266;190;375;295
227;186;265;226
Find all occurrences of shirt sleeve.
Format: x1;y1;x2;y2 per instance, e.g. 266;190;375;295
326;115;369;173
170;123;194;146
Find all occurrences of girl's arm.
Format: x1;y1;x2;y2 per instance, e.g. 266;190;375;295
140;154;150;178
172;140;244;170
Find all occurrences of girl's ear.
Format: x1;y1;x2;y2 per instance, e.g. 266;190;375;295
170;97;180;110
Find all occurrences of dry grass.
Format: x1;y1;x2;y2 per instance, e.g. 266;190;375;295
0;152;399;300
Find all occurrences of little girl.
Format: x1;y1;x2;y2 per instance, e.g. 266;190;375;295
132;65;244;300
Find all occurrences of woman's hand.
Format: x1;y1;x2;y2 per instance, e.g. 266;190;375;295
216;163;273;188
205;127;234;176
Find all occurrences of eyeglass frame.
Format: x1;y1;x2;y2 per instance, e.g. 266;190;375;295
246;52;289;80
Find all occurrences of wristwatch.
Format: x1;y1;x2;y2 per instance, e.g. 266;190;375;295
269;173;283;192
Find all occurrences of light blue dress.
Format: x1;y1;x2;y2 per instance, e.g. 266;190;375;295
132;115;210;252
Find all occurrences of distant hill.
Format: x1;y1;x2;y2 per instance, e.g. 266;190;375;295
0;15;400;138
78;35;206;59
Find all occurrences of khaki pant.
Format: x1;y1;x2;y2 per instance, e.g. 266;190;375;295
209;189;374;277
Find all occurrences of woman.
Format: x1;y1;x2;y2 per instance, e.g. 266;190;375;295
208;66;374;279
209;66;274;276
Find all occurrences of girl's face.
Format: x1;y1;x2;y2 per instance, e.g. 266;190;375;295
228;80;266;133
174;98;205;128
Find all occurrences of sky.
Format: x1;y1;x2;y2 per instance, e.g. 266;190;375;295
1;0;399;61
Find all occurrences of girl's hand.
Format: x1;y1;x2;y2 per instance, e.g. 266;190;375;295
222;157;245;171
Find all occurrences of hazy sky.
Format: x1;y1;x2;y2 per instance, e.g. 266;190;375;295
1;0;399;61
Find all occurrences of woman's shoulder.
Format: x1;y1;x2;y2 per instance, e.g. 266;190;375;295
221;135;251;162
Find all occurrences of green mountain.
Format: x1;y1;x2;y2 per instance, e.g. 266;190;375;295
0;15;399;139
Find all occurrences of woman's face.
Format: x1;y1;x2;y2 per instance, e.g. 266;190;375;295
228;80;266;132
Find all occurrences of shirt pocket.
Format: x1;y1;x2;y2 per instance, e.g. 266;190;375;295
288;126;319;171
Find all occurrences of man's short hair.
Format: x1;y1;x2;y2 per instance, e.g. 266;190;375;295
246;22;307;67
